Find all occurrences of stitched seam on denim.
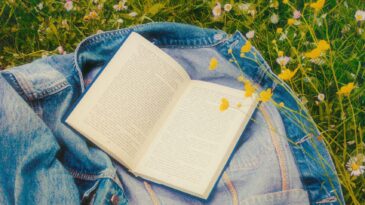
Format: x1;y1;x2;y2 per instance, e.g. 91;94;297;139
222;172;239;205
259;105;288;191
82;34;226;50
12;71;44;116
72;55;85;92
1;72;28;101
9;69;70;100
68;168;116;181
76;22;226;52
143;181;160;205
12;70;36;100
80;27;225;50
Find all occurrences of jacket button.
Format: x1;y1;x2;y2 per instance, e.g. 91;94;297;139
110;195;119;205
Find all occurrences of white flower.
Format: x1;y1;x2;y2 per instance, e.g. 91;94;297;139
113;1;128;11
317;93;325;101
245;30;255;39
347;140;355;145
238;3;250;12
276;56;290;67
346;156;365;176
57;46;65;55
64;0;73;11
293;10;301;19
355;10;365;22
279;32;287;41
270;14;279;24
129;11;138;17
212;3;222;17
117;18;124;23
224;3;232;12
248;9;256;17
37;2;44;10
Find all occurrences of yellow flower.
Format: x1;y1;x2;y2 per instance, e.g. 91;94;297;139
278;68;297;81
219;98;229;111
276;27;283;33
279;102;285;107
287;18;295;26
209;57;218;70
237;102;242;108
310;0;325;11
244;80;256;97
337;82;355;96
228;48;233;54
283;0;289;4
278;51;284;57
84;11;98;21
237;75;245;82
317;40;330;51
304;47;322;59
240;41;252;53
89;11;98;18
259;88;273;102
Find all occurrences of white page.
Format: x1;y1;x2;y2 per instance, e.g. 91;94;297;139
65;32;190;168
135;80;257;198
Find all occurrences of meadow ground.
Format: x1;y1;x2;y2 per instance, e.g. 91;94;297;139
0;0;364;204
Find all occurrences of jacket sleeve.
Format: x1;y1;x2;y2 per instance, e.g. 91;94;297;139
0;73;80;205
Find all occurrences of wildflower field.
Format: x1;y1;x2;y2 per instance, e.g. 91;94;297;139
0;0;364;204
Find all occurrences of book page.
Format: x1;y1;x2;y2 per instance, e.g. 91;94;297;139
65;32;191;168
135;80;258;198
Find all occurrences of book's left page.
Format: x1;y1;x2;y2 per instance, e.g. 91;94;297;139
65;32;191;169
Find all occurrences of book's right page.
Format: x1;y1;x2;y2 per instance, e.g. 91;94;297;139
135;80;258;199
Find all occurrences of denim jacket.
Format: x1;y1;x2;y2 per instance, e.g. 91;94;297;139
0;22;344;205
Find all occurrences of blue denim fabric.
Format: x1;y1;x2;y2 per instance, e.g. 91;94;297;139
0;22;344;205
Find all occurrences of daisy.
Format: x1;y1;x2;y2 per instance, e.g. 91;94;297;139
293;10;301;19
355;10;365;22
245;30;255;39
224;4;232;12
64;0;73;11
271;14;279;24
346;156;365;176
276;56;290;67
212;3;222;17
317;93;325;101
238;3;250;12
113;1;128;11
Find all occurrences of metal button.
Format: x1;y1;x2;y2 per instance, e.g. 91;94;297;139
110;195;119;205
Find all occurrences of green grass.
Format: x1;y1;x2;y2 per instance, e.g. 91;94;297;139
0;0;364;204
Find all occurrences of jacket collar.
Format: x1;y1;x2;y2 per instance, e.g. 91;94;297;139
73;22;228;91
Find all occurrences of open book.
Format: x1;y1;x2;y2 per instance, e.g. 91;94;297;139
65;32;258;199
